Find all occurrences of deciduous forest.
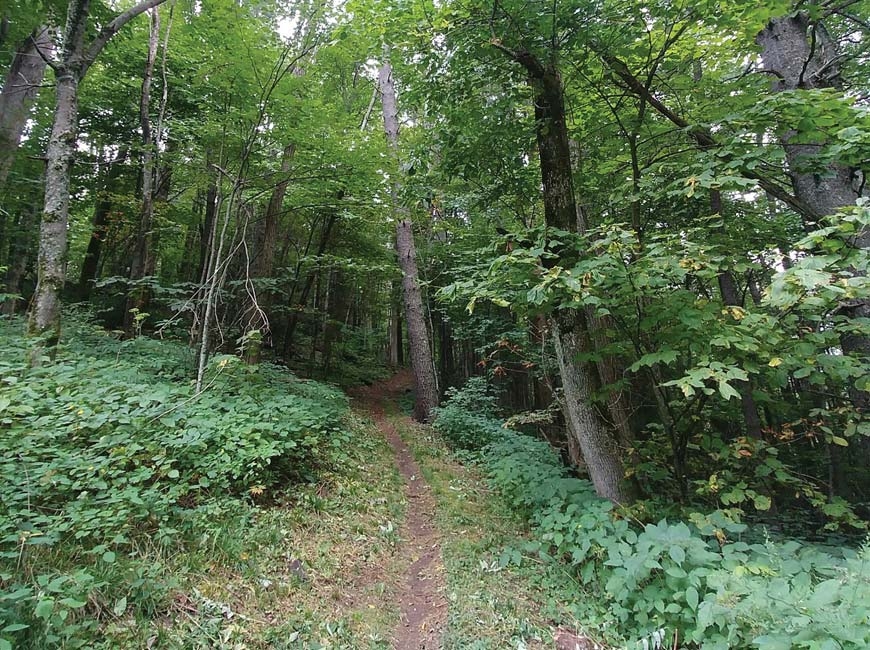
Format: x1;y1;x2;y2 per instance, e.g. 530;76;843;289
1;0;869;647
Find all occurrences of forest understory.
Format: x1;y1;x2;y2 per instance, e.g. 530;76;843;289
2;0;870;647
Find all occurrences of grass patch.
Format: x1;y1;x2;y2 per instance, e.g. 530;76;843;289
95;414;406;649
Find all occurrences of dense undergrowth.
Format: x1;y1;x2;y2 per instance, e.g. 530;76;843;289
433;379;870;649
0;315;352;649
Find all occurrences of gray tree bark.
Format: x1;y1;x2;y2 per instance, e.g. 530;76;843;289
758;13;869;415
27;0;168;357
494;43;636;503
0;26;53;188
378;46;439;422
125;7;160;333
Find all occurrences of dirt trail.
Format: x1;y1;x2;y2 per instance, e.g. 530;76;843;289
351;372;447;650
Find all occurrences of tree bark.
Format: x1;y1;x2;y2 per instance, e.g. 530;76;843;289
28;71;80;349
0;26;53;187
496;44;636;503
758;13;869;415
27;0;168;356
378;46;439;422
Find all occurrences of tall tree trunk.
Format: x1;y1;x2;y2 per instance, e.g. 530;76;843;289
28;0;168;356
125;7;160;333
495;44;636;503
198;173;218;284
245;141;295;362
28;71;80;349
570;146;637;457
758;14;869;415
256;143;295;283
0;26;53;188
78;148;128;299
378;46;439;422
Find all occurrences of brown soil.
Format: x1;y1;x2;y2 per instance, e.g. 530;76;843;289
352;371;448;649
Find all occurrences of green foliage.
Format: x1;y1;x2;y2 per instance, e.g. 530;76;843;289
432;377;503;451
443;210;869;528
0;315;350;648
435;387;870;648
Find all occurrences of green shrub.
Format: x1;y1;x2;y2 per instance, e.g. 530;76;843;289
434;382;870;648
432;377;504;451
0;316;350;648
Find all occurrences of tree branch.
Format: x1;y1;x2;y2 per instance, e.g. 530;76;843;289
83;0;168;74
599;52;822;221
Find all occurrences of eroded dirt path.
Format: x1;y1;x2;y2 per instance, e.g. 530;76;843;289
351;371;447;650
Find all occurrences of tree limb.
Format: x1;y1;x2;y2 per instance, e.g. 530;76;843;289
84;0;169;74
599;52;822;221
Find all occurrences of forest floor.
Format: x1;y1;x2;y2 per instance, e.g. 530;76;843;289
103;370;601;649
348;372;599;650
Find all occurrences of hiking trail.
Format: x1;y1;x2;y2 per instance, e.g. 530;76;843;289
351;371;448;649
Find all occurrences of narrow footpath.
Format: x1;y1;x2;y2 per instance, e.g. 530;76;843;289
352;371;448;649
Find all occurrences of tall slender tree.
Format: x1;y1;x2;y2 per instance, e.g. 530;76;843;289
378;45;439;422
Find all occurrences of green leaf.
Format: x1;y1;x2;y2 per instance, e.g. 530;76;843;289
666;566;687;578
1;623;29;633
808;579;840;608
58;598;87;609
102;550;116;564
113;596;127;617
685;586;699;611
668;545;686;565
34;599;54;620
831;436;848;447
718;380;740;401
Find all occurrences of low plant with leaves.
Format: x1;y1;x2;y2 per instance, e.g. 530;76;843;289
0;314;351;648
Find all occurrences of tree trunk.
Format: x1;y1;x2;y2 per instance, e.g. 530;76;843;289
0;26;53;188
497;44;636;503
28;71;80;348
257;143;295;282
198;174;218;284
125;7;160;333
78;148;128;299
378;45;439;422
758;13;869;415
554;318;632;502
28;0;168;356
